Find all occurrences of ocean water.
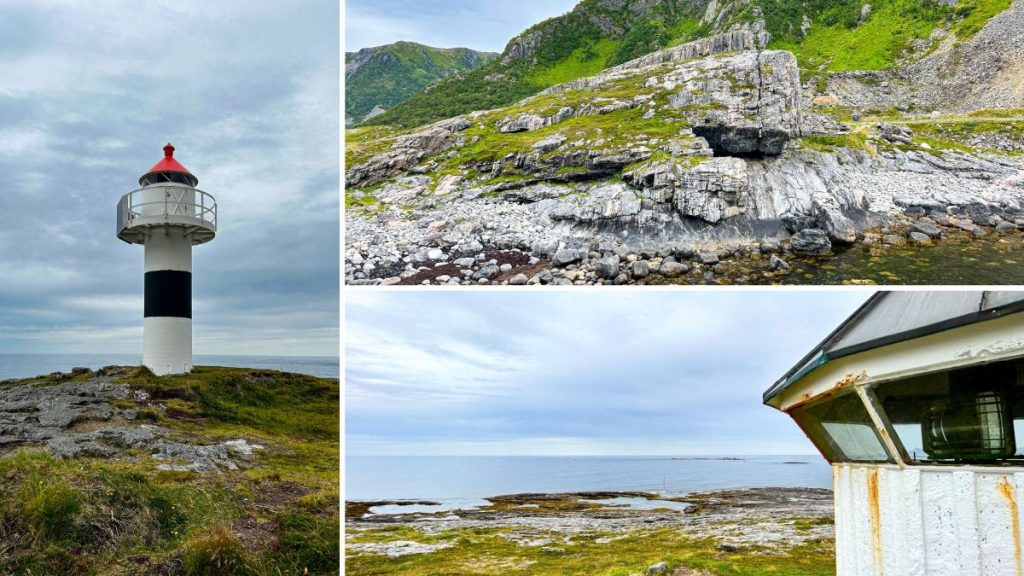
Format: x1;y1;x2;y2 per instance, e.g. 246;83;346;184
345;455;833;507
0;354;339;380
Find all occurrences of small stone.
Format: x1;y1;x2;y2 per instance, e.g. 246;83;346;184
614;273;630;285
499;263;513;273
426;248;445;261
509;273;529;286
883;234;906;246
997;221;1017;233
717;544;739;552
769;255;790;270
646;562;668;576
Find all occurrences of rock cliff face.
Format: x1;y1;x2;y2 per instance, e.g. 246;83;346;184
345;30;1024;286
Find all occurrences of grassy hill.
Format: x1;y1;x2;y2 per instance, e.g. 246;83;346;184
346;42;497;126
360;0;1014;130
0;366;338;576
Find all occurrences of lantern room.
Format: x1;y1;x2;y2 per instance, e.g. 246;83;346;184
764;291;1024;576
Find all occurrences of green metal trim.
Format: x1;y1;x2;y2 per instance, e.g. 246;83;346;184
763;350;829;404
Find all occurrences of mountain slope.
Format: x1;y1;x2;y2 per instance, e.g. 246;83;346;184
363;0;1015;129
345;42;497;126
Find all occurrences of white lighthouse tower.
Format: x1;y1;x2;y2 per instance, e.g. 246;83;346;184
765;292;1024;576
117;144;217;375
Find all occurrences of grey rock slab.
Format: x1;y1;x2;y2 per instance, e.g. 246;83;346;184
911;221;942;238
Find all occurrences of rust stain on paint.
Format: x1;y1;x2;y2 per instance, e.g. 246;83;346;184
998;478;1022;576
785;371;868;411
868;469;883;575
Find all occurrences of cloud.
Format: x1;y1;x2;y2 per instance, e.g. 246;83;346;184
345;291;870;456
0;0;338;357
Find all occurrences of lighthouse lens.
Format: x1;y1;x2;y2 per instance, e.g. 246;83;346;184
873;359;1022;463
924;391;1014;461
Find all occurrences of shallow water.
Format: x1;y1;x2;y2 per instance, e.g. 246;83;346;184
711;231;1024;285
580;496;694;512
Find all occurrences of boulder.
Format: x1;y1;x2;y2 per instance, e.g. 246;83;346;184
659;261;688;277
911;221;942;238
908;231;932;245
791;229;832;256
631;260;650;279
594;255;621;279
552;249;585;267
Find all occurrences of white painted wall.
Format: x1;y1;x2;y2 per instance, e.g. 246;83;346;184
143;227;192;375
143;317;192;376
144;230;192;273
834;463;1024;576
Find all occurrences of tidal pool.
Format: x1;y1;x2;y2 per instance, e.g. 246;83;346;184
581;496;694;512
716;231;1024;285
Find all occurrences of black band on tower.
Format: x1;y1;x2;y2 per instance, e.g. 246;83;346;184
144;270;192;318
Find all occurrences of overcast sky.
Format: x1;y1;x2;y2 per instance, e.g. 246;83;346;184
0;1;339;356
346;291;870;456
345;0;580;53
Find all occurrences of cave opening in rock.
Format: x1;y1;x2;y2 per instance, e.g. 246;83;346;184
691;125;781;159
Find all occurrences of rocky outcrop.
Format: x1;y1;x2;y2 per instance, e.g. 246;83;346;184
0;372;263;472
347;116;472;187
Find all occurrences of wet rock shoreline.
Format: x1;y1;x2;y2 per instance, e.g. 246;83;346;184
347;204;1024;286
346;487;835;556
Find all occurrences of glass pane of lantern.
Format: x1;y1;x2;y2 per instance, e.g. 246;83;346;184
791;392;892;463
874;360;1020;463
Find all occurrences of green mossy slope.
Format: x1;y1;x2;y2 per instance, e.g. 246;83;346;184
0;366;339;576
346;42;498;126
360;0;1015;130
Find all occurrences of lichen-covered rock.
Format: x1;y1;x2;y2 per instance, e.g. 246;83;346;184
0;375;264;473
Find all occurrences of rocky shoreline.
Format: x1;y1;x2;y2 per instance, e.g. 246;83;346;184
347;206;1024;286
345;22;1024;287
346;487;834;556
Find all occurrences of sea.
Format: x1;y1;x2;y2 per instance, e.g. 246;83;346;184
346;455;833;512
0;353;339;380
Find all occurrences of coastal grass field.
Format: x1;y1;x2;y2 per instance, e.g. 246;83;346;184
346;524;836;576
346;489;837;576
0;366;339;576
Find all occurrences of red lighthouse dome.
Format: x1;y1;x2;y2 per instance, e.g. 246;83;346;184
139;143;198;187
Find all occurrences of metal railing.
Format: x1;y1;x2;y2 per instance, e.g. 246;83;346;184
117;184;217;235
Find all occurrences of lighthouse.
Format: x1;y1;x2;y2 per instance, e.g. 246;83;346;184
764;291;1024;576
117;144;217;375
